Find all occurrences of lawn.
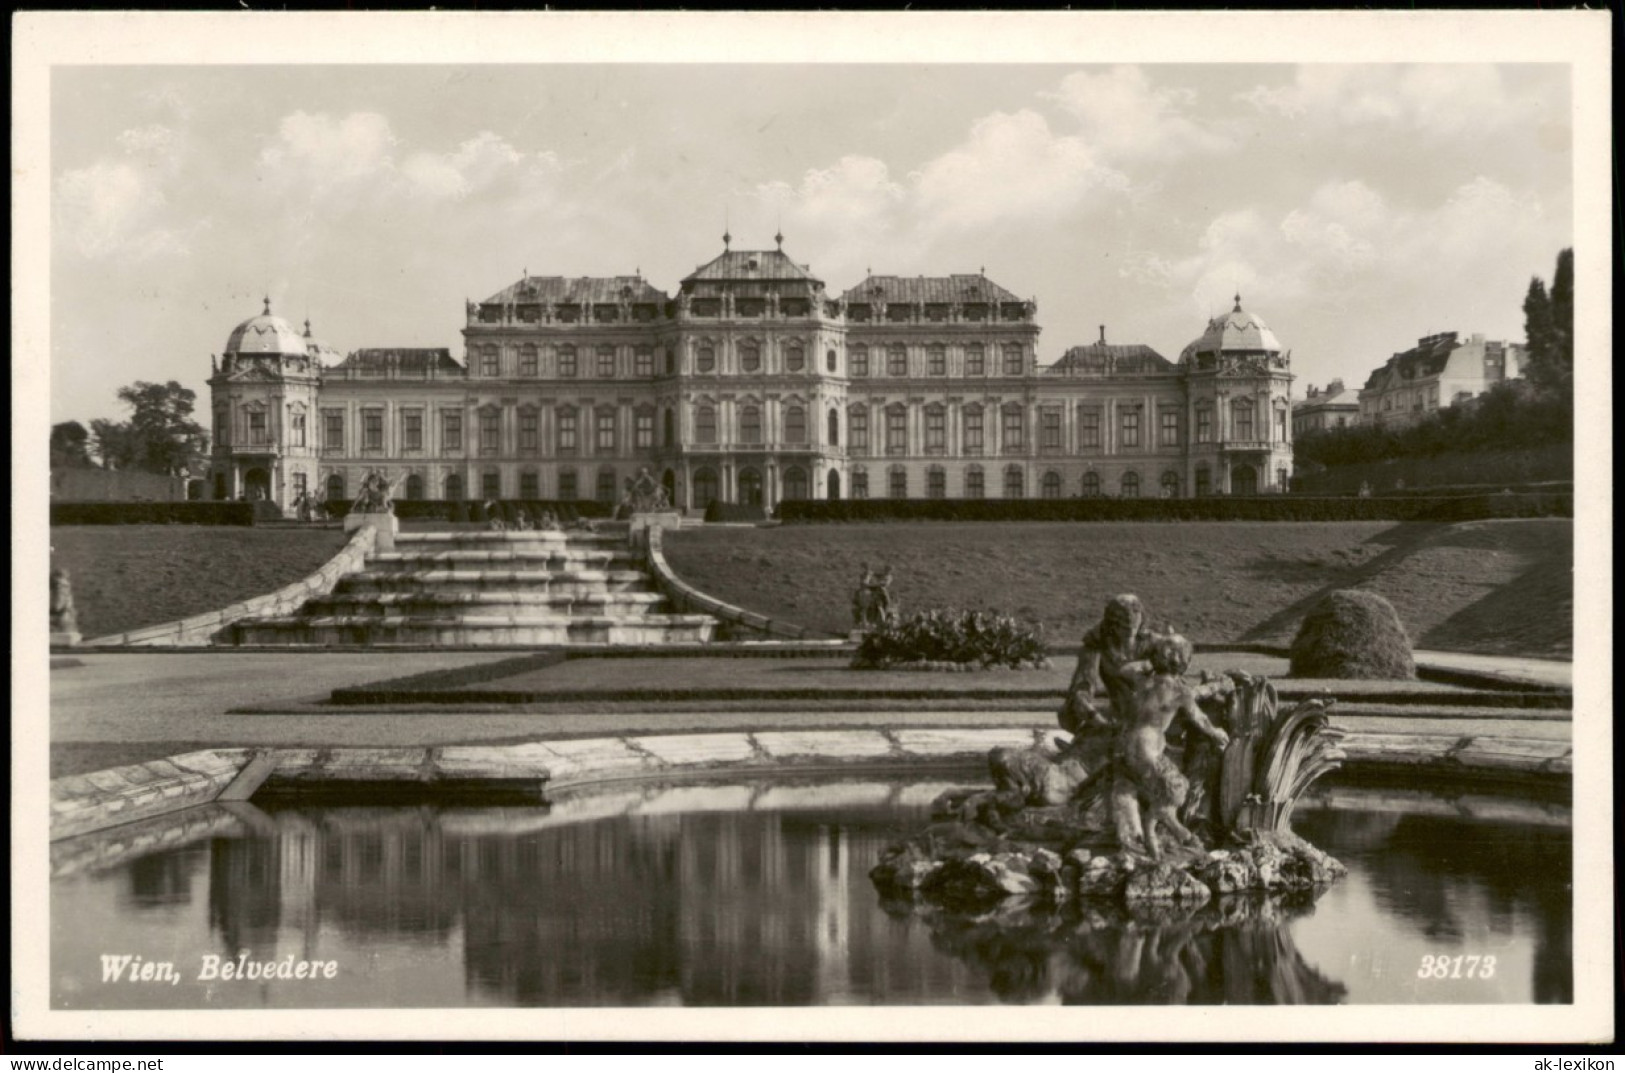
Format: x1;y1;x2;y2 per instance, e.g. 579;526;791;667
50;525;350;639
663;519;1572;658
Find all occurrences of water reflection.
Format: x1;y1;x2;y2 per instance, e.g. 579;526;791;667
51;779;1569;1008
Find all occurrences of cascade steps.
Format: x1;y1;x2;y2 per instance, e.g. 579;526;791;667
227;528;715;646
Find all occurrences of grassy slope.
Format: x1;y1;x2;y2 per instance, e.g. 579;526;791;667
663;519;1572;658
50;526;350;639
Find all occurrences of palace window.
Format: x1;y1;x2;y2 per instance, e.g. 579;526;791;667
927;345;946;376
1160;409;1180;447
1195;464;1211;496
558;469;577;500
785;405;807;444
635;410;654;449
741;405;763;444
1042;471;1062;499
1001;405;1024;452
595;410;616;452
363;410;384;451
634;346;653;377
965;344;985;377
441;411;462;454
402;410;424;452
851;468;869;499
1120;407;1141;449
696;405;717;444
783;466;809;501
1003;465;1024;499
664;409;676;447
887;346;907;377
740;343;762;373
289;410;307;448
888;466;908;499
480;346;499;377
247;409;268;446
697;345;716;373
827;408;839;447
1121;471;1141;498
1079;408;1101;449
518;410;538;452
963;407;984;455
443;473;463;501
886;406;907;455
1196;405;1213;444
1275;405;1288;440
849;346;869;378
927;466;946;499
596;469;617;503
826;349;838;373
1040;410;1062;451
925;406;946;453
558;346;578;378
1002;344;1023;375
964;465;985;499
479;410;500;454
597;346;616;378
556;409;578;455
405;474;424;500
849;408;869;454
326;474;345;502
1232;399;1255;441
1081;471;1101;497
1161;471;1180;498
785;344;805;373
519;345;538;377
1277;467;1290;492
519;470;539;499
482;470;501;499
692;468;718;508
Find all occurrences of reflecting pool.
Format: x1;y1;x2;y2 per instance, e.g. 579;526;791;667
52;777;1570;1008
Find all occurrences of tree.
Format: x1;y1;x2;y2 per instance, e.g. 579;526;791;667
1522;248;1574;401
50;421;94;468
90;380;205;475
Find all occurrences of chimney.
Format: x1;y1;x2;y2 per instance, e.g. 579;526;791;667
1098;325;1106;345
1328;378;1343;395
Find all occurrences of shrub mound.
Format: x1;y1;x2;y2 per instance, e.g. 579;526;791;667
853;609;1049;671
1289;590;1416;680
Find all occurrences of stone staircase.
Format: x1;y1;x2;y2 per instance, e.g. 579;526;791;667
229;530;717;645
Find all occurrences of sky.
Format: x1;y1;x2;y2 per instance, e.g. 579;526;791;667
49;61;1573;427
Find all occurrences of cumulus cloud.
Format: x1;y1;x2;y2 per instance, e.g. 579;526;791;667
56;122;191;260
1240;65;1533;137
257;111;398;194
1047;66;1228;161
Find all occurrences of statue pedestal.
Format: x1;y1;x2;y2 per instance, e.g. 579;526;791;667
51;630;81;648
345;510;399;552
627;511;681;542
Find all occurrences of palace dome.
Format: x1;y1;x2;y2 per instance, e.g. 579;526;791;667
302;318;346;368
224;299;308;357
1180;295;1284;363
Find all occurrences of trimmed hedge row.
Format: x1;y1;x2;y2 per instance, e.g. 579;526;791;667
51;501;263;526
776;492;1572;524
322;498;613;522
704;501;767;523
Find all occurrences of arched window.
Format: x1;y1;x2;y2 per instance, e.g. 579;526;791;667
784;406;807;444
482;470;501;499
826;470;841;499
1277;467;1290;493
1003;465;1025;499
827;408;840;447
783;466;809;501
850;466;869;499
740;342;762;373
1195;464;1212;497
1121;471;1141;498
888;465;908;499
519;470;539;499
826;349;838;373
738;467;763;507
740;405;763;444
696;344;716;373
325;474;345;502
443;473;463;501
596;468;618;503
693;467;718;509
1081;471;1101;497
785;343;805;373
557;469;577;500
405;474;424;500
1232;464;1258;496
927;466;947;499
964;465;985;499
1041;471;1062;499
695;405;717;444
1161;470;1180;498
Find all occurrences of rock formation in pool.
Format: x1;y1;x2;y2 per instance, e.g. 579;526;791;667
871;595;1349;912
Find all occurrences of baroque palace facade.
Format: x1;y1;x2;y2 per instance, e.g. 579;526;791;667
208;238;1294;513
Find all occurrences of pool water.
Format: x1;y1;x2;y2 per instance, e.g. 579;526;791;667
51;777;1570;1008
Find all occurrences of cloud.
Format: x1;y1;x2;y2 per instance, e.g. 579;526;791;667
257;111;398;195
1239;65;1533;137
56;123;191;260
401;130;532;200
1047;66;1228;161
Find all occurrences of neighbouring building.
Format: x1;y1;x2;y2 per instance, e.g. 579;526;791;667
208;237;1295;512
1357;332;1524;429
1292;379;1360;435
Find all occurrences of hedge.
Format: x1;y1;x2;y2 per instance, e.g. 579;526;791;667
775;492;1572;524
704;501;767;523
322;498;613;522
51;501;258;526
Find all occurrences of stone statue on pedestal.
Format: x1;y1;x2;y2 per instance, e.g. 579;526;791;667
851;563;896;630
50;567;80;645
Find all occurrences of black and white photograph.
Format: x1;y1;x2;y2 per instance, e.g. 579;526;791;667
13;10;1612;1045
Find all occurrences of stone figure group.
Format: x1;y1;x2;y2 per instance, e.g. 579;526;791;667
50;567;78;638
351;471;397;515
617;467;671;518
851;563;896;630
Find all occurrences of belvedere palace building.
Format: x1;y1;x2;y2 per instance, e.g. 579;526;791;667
208;238;1294;513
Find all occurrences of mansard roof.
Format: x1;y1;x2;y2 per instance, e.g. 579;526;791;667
480;275;667;306
840;273;1023;306
329;348;463;373
682;249;822;285
1045;341;1176;377
1361;332;1460;390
